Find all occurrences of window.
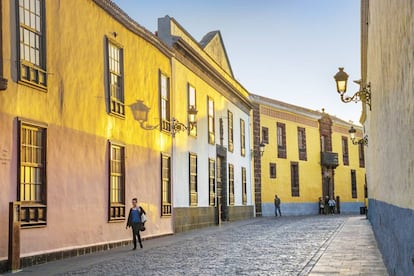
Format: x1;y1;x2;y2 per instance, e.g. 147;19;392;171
229;164;234;205
351;169;357;198
188;84;197;136
109;143;125;221
107;40;124;116
240;119;246;156
358;143;365;168
269;163;277;178
209;159;216;206
208;97;215;144
290;162;299;197
17;0;47;88
277;123;287;158
161;154;171;216
298;127;307;161
242;167;247;205
262;127;269;144
160;73;171;131
19;122;47;227
228;110;234;152
189;153;198;206
342;136;349;165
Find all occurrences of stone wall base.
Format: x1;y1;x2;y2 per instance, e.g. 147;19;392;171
368;199;414;275
174;205;254;233
261;202;365;216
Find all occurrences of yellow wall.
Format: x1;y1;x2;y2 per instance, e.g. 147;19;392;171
260;111;321;204
0;0;173;258
258;102;366;215
332;126;366;203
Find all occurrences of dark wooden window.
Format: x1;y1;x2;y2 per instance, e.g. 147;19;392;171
161;153;171;216
228;110;234;152
262;127;269;144
298;127;307;161
109;143;125;221
290;162;299;197
342;136;349;165
351;169;357;198
188;83;197;136
277;123;287;158
17;0;47;88
189;153;198;206
208;97;215;144
107;40;124;116
364;174;368;198
209;159;216;206
240;119;246;156
242;167;247;205
358;143;365;168
229;164;234;205
19;122;47;227
269;163;277;178
160;72;171;132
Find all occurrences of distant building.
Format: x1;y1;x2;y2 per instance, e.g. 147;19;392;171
157;16;254;233
251;94;366;216
361;0;414;274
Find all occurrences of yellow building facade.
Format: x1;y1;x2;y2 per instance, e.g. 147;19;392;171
251;95;366;216
0;0;174;269
0;0;255;270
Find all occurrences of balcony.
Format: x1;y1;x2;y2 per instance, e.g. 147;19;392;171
321;152;339;168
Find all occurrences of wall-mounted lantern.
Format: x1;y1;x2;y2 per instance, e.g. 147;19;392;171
334;67;372;110
251;141;265;159
349;126;368;146
130;100;198;136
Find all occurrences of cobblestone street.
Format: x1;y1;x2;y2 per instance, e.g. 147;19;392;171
17;215;386;276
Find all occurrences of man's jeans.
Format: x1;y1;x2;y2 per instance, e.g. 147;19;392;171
131;222;143;248
275;206;282;216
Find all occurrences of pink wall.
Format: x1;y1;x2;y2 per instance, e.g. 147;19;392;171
0;119;173;259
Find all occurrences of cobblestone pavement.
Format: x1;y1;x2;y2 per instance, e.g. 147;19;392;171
16;215;386;276
309;216;387;275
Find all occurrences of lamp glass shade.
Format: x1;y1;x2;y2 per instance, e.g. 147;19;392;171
348;126;356;140
188;106;197;124
334;67;349;94
336;80;347;94
135;109;148;122
131;100;150;122
259;142;265;154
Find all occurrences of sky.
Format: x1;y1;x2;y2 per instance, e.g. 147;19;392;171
113;0;362;124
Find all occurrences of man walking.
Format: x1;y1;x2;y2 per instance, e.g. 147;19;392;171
274;194;282;216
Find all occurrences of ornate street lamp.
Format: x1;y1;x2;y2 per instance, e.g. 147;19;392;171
349;126;368;146
334;67;372;110
130;100;198;135
187;105;198;129
259;142;265;156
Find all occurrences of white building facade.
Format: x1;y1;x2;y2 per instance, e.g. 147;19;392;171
157;16;254;232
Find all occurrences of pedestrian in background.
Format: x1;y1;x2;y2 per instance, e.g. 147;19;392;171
126;198;146;250
324;196;329;215
318;197;324;214
328;198;336;214
274;194;282;216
